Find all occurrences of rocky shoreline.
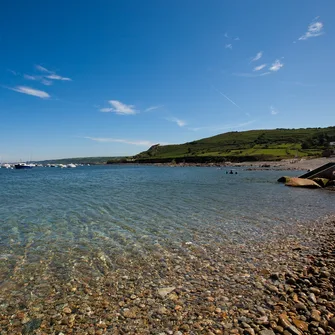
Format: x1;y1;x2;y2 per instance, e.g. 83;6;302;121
135;157;334;172
1;216;334;334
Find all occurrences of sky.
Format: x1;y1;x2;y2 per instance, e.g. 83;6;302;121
1;0;335;161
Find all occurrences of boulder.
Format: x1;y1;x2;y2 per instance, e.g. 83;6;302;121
285;177;321;188
312;178;329;187
277;176;291;183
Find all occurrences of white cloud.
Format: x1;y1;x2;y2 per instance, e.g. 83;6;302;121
144;105;163;112
225;44;232;49
41;79;53;86
35;65;72;81
234;37;240;41
84;137;154;146
35;65;52;73
167;117;187;127
24;74;53;85
100;100;137;115
233;72;271;78
46;74;71;81
224;32;229;38
253;64;267;71
10;86;50;99
251;51;263;62
8;69;19;76
24;74;37;80
269;59;284;72
270;106;278;115
299;19;324;41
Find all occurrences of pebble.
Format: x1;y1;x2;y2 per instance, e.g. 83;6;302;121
158;287;176;298
0;215;334;335
291;317;309;331
259;330;275;335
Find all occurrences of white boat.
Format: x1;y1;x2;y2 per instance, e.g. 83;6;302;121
1;163;12;169
66;163;76;168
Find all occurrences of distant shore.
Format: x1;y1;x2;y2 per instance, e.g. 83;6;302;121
144;157;335;172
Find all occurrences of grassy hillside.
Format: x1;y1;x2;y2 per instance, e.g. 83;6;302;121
134;127;335;163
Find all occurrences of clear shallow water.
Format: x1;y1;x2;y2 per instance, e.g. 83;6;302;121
0;165;334;282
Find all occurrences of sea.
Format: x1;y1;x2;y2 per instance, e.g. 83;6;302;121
0;165;334;284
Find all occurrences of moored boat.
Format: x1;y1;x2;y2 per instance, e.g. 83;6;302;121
14;163;33;169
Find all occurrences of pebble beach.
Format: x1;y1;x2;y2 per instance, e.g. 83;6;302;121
1;214;334;334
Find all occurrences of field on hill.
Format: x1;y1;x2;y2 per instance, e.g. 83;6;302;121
134;127;335;163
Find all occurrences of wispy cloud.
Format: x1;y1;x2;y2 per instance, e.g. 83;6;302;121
84;137;155;146
10;65;72;86
46;74;71;81
8;69;19;76
225;44;232;50
35;65;52;73
41;79;53;86
251;51;263;62
253;64;267;71
100;100;137;115
144;105;163;112
35;65;72;81
270;106;278;115
233;72;271;78
225;32;239;41
269;59;284;72
190;120;255;132
166;117;187;127
299;18;324;41
24;74;37;80
10;86;50;99
23;73;54;86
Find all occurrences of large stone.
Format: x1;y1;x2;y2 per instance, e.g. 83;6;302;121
278;176;291;183
285;177;321;188
329;317;335;329
259;330;275;335
312;178;329;187
278;313;292;329
158;287;176;298
288;325;302;335
292;317;309;331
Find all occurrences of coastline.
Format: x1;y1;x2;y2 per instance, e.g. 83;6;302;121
1;215;334;334
132;157;335;173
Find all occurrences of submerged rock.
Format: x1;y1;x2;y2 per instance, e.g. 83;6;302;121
158;287;176;298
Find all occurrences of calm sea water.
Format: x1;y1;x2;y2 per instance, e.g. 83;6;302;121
0;165;334;281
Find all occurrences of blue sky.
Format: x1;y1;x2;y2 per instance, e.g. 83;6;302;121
1;0;334;161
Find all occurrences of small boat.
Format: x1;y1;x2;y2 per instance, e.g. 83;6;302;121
14;163;33;169
1;163;13;169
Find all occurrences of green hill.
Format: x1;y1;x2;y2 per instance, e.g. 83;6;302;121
134;127;335;163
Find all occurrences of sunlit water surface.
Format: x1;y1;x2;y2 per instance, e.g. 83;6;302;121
1;165;334;282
